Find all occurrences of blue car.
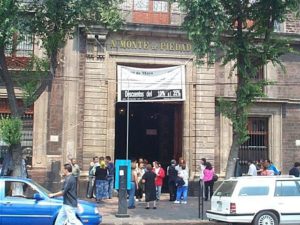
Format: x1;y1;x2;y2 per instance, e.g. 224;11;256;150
0;177;102;225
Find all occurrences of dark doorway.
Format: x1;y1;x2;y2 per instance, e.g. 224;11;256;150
115;102;183;168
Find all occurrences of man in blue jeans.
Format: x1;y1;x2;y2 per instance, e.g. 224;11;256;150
105;156;115;199
174;165;189;204
49;163;82;225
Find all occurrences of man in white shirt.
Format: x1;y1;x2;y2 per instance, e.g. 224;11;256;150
247;161;258;176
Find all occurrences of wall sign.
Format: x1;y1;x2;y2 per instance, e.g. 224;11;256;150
117;65;185;102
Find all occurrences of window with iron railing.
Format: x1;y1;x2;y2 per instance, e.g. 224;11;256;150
253;66;264;81
5;34;34;57
239;117;269;174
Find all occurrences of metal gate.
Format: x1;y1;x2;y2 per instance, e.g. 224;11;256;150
239;117;269;174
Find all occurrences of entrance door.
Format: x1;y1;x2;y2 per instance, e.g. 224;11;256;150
115;102;182;168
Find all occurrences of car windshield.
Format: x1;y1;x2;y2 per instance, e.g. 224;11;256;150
29;180;51;195
214;180;237;197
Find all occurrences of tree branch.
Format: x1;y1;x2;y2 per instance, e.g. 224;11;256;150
0;47;23;117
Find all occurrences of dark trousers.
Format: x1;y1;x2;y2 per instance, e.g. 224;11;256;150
204;180;214;200
168;180;177;201
136;185;143;199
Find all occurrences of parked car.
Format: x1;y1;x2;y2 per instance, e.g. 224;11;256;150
0;176;102;225
206;176;300;225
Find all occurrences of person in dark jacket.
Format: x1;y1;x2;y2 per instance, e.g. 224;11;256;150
142;164;157;209
95;160;108;203
167;159;178;201
289;162;300;177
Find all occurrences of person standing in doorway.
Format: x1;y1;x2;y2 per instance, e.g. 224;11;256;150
167;159;178;201
174;163;189;204
105;156;115;199
142;164;157;209
153;161;165;201
48;163;82;225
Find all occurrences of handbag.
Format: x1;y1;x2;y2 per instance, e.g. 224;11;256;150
175;177;185;187
213;173;218;182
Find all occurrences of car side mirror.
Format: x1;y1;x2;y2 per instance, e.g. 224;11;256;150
33;193;44;201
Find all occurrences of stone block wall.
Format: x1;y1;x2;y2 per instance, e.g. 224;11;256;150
266;49;300;100
82;59;108;171
282;104;300;174
192;64;216;175
286;13;300;33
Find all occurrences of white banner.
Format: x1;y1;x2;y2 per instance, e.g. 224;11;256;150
117;65;185;102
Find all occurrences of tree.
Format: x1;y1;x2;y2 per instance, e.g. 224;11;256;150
0;0;122;177
175;0;300;178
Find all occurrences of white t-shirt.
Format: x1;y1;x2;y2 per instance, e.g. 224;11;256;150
248;163;257;176
199;164;206;180
178;169;189;187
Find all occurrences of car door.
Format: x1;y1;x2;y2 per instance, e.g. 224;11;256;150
274;179;300;224
1;180;52;225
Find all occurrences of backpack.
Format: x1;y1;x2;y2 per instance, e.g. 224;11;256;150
168;166;178;180
175;177;185;187
213;173;219;182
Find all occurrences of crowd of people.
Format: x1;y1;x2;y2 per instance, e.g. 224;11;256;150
127;157;191;209
247;159;300;177
71;156;218;208
69;156;300;211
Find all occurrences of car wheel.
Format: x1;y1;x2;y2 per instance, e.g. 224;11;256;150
252;211;278;225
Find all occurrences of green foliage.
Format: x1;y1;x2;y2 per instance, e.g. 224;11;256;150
175;0;300;144
1;0;123;111
0;117;22;145
80;0;124;31
18;56;49;107
31;0;123;57
0;0;18;47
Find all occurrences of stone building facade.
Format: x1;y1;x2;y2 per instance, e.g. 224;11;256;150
4;1;299;192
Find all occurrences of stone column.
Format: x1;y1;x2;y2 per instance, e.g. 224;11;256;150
193;63;216;176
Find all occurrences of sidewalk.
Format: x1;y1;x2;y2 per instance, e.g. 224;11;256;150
96;194;228;225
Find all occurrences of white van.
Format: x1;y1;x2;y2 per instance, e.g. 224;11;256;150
206;176;300;225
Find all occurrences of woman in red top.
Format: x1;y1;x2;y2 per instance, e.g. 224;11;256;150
153;161;165;201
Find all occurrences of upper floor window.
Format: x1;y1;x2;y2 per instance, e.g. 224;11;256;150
253;66;264;81
134;0;149;11
5;34;33;57
133;0;170;25
274;21;285;33
153;1;168;12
